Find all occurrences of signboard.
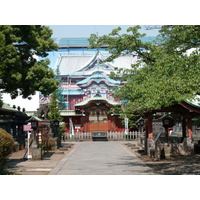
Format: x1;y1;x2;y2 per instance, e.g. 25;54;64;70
69;118;74;136
124;118;129;135
23;124;32;132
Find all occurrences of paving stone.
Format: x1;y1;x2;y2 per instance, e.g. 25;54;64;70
49;141;155;175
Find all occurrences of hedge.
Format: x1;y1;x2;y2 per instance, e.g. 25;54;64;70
0;129;15;170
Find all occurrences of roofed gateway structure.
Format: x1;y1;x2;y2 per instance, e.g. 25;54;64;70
142;96;200;158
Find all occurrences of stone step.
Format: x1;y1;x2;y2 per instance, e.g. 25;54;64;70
54;151;65;154
131;146;140;149
59;147;69;151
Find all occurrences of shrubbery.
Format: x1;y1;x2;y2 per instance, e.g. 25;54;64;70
0;129;15;171
40;137;56;151
47;137;56;149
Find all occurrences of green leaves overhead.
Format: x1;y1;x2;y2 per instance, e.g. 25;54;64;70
89;25;200;115
0;25;58;101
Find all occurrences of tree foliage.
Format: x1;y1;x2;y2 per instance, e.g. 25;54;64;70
48;91;62;123
0;25;59;105
48;91;64;140
89;25;200;115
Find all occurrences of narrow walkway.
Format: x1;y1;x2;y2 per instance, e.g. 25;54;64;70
6;143;74;175
49;141;154;175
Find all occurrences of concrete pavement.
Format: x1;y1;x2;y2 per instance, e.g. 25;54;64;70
49;141;155;175
6;142;76;175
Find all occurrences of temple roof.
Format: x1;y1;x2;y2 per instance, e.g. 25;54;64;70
56;53;94;75
1;103;17;112
0;103;27;117
144;96;200;115
186;95;200;108
77;71;120;87
60;110;82;116
75;96;120;108
55;50;136;76
26;114;43;122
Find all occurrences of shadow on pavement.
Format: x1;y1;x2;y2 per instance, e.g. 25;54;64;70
135;149;200;175
42;152;55;160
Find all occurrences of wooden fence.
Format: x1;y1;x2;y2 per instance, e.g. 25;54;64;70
63;131;145;141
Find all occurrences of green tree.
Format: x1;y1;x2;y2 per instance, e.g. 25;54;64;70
89;25;200;115
48;91;63;147
48;91;63;134
55;66;67;109
0;25;59;106
48;91;62;124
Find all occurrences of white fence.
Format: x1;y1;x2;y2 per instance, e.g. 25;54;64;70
64;132;92;141
63;131;145;141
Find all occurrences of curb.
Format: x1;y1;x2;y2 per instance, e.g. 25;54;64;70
48;142;81;175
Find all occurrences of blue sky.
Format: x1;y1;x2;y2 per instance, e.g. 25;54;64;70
48;25;160;38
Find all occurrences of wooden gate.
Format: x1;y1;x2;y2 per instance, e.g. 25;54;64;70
89;121;109;132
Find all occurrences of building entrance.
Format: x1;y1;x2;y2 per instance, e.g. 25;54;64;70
88;108;109;132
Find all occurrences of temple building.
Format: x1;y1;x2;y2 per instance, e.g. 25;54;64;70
0;103;28;147
51;50;133;132
39;37;156;133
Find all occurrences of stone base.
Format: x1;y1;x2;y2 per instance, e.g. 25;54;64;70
157;137;194;159
32;147;42;160
171;137;194;156
146;138;155;157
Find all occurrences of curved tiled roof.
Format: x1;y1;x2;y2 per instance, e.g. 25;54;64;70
1;103;17;111
57;50;117;76
0;103;28;117
50;37;157;75
185;95;200;108
60;110;82;116
77;71;120;87
75;96;120;107
57;54;94;75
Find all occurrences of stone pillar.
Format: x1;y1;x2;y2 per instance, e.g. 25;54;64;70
181;115;194;155
32;147;42;160
182;137;194;155
31;129;42;160
182;115;187;138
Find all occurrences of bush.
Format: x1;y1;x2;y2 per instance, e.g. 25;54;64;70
47;137;56;150
0;129;15;159
14;141;19;152
0;129;15;171
41;137;56;151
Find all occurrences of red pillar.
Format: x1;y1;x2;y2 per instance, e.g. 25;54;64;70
108;119;112;131
146;116;153;139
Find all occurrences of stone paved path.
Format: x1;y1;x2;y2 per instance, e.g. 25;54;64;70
49;141;154;175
